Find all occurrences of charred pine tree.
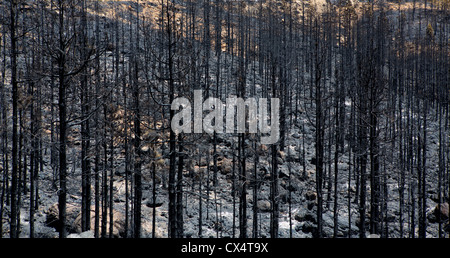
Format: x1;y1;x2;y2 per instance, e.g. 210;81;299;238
132;0;142;238
9;0;20;238
80;0;91;233
312;15;325;239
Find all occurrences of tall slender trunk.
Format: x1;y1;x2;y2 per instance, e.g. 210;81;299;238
80;0;91;232
164;0;178;239
369;91;380;235
314;21;324;237
10;0;20;239
132;0;142;239
57;0;68;238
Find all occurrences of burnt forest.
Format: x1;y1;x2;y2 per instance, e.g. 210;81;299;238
0;0;449;239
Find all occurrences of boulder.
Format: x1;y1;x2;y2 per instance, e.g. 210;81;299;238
428;203;449;223
284;178;300;192
277;157;284;165
67;230;95;238
294;208;316;223
45;203;80;233
278;168;289;179
294;209;308;222
46;203;126;238
279;189;291;203
72;207;126;238
286;155;302;164
218;158;233;175
257;200;272;212
257;145;269;156
302;221;317;235
32;224;58;238
145;199;164;208
305;191;317;201
322;212;358;237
